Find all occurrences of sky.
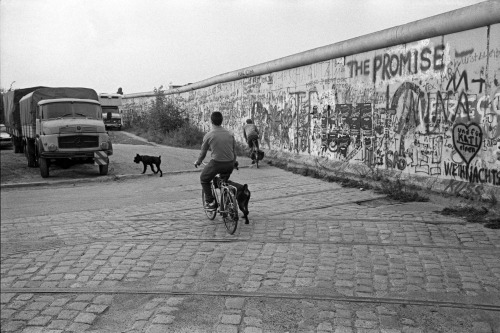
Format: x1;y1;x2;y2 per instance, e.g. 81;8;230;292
0;0;489;95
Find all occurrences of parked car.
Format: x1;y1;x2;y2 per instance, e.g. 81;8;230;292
0;124;13;149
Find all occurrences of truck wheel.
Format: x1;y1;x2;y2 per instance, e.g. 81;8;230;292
39;157;49;178
18;139;24;154
99;164;109;175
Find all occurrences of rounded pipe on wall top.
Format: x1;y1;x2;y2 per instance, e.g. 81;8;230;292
167;0;500;95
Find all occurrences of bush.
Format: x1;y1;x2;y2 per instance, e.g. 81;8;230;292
149;86;187;133
123;86;204;148
123;87;256;154
164;123;205;149
124;86;188;132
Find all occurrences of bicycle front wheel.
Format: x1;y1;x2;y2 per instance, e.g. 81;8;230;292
221;188;238;234
202;190;216;220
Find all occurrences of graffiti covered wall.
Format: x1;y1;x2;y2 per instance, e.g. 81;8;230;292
124;15;500;197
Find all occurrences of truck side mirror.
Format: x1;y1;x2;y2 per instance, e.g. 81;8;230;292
107;112;112;120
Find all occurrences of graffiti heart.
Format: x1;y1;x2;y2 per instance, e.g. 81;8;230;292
452;123;483;165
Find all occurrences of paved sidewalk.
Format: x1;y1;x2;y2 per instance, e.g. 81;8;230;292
1;165;499;332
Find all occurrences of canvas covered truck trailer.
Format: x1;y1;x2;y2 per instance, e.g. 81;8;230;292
19;87;113;178
1;87;45;153
99;93;122;130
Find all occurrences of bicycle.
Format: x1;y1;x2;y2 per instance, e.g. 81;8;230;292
195;162;239;234
250;138;260;168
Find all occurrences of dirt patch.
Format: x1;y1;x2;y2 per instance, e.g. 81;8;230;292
439;205;500;229
0;131;155;184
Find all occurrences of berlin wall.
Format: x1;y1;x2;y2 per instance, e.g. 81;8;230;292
123;1;500;198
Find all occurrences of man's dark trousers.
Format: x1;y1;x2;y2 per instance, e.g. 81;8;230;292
200;160;234;203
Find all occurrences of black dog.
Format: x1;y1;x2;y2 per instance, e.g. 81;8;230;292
214;175;251;224
133;154;163;177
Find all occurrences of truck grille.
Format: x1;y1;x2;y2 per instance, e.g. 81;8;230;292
58;135;99;149
60;126;98;133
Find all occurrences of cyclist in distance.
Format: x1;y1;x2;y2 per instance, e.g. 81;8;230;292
243;119;260;164
194;111;237;210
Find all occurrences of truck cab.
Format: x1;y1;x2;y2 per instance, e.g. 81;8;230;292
19;87;112;178
99;93;123;130
103;111;122;130
37;98;109;152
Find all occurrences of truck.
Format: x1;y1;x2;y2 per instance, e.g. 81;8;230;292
18;87;113;178
2;86;46;153
99;93;122;130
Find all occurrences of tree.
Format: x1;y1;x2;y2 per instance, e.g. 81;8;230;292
148;86;186;133
117;87;123;95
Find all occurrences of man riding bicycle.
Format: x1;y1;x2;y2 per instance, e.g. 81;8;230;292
243;119;260;164
194;111;237;210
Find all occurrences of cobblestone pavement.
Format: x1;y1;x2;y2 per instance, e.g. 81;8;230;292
1;165;500;332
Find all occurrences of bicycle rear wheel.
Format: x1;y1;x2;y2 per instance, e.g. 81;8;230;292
202;190;216;220
251;141;259;168
221;188;238;234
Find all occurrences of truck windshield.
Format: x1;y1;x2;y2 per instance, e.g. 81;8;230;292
42;102;101;120
102;106;119;113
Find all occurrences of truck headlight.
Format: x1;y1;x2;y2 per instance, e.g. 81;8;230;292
100;142;109;150
48;143;57;151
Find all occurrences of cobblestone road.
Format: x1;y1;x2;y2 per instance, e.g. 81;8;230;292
1;165;499;332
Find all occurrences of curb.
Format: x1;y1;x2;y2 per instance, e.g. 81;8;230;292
0;165;254;189
0;170;199;189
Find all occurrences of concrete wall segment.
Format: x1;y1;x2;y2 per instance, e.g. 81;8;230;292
122;1;500;98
